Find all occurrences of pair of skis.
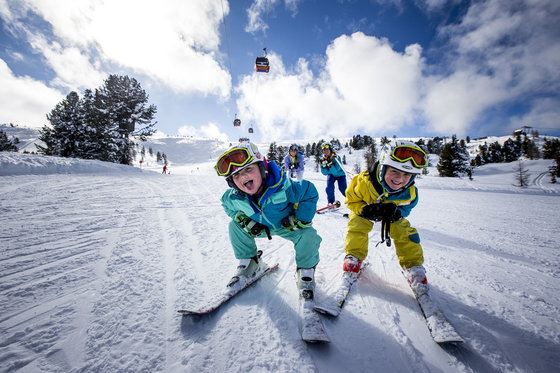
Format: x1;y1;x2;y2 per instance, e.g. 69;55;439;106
178;260;330;343
178;259;463;345
313;263;463;344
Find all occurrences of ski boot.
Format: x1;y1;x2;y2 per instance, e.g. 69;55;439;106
403;265;428;294
343;254;363;273
228;252;261;287
297;267;315;300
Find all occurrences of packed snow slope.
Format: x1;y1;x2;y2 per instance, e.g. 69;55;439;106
1;137;560;372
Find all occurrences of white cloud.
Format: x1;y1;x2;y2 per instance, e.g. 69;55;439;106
427;0;560;134
178;122;229;142
422;70;508;136
0;59;64;128
236;32;423;140
26;36;106;91
1;0;231;97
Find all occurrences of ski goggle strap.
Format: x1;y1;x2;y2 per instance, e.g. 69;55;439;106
391;146;427;168
215;147;253;176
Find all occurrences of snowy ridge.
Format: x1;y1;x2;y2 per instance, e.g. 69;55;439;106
1;135;560;372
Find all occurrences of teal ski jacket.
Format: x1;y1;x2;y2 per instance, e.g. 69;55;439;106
221;161;319;229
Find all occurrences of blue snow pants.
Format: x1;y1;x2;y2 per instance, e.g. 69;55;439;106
326;174;347;204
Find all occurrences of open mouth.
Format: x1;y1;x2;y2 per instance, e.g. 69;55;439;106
244;180;254;189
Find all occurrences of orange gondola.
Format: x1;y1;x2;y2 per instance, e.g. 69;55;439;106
233;114;241;127
255;48;269;73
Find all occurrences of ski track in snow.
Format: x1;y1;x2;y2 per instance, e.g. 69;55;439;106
1;151;560;372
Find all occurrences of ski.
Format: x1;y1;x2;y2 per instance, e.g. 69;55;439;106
407;283;464;344
300;296;330;343
178;262;279;315
313;262;368;317
316;200;341;214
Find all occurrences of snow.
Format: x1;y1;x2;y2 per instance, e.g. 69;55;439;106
1;134;560;372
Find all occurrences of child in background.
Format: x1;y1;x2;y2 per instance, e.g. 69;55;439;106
319;143;347;206
284;144;305;181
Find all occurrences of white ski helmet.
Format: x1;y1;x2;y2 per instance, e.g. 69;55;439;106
215;142;265;177
215;142;268;191
378;140;427;175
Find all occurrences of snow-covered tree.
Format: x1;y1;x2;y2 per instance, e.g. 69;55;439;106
96;75;157;164
38;91;83;157
38;75;157;165
436;135;470;177
0;129;19;151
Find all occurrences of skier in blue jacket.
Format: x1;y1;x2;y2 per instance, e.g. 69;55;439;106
283;144;305;180
215;142;322;299
319;143;347;206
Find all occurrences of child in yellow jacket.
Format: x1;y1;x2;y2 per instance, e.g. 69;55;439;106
343;140;428;290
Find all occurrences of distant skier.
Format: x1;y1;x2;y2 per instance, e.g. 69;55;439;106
283;144;305;180
162;165;167;174
343;140;429;291
319;143;347;207
215;142;322;300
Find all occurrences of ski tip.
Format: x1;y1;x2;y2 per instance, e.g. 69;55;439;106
313;306;340;317
436;338;465;345
177;310;199;315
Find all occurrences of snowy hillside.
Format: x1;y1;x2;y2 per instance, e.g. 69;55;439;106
1;134;560;372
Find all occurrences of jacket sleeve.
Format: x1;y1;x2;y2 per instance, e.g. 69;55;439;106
287;179;319;222
297;153;305;171
283;155;290;171
220;189;240;219
396;186;418;218
344;175;368;216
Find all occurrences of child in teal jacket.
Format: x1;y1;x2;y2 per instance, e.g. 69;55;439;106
215;142;322;299
319;143;347;205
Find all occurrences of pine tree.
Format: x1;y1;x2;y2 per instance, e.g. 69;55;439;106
503;138;521;163
267;142;278;164
37;91;83;157
364;139;377;171
0;129;19;151
542;138;560;159
436;135;470;177
96;75;157;164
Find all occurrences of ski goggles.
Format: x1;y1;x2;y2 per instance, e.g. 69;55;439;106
215;147;253;176
391;146;427;168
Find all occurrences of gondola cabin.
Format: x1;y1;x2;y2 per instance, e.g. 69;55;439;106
248;127;254;134
233;118;241;126
255;57;269;73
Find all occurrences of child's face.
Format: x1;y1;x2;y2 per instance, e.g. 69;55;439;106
322;148;331;157
232;164;263;195
384;166;413;190
289;149;297;156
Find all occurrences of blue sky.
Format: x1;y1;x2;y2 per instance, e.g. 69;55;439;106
1;0;559;142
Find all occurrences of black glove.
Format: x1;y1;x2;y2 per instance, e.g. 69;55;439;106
289;164;296;169
281;215;311;231
361;203;400;222
235;212;268;237
320;158;332;169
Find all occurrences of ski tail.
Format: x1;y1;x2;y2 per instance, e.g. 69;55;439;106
178;261;279;315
